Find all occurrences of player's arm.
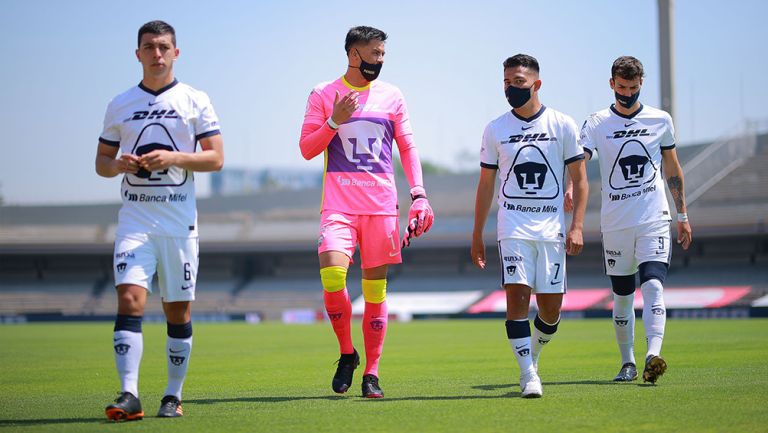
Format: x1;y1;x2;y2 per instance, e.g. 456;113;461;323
95;142;140;178
564;149;592;212
139;133;224;173
563;171;574;213
662;148;692;249
300;90;359;160
396;134;434;245
472;166;496;269
566;158;588;255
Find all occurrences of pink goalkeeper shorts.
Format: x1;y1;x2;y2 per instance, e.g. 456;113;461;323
318;210;402;269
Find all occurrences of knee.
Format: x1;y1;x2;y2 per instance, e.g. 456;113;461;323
116;287;145;314
639;262;668;285
610;275;636;296
537;304;561;323
362;279;387;303
320;266;347;292
535;295;562;322
164;301;191;324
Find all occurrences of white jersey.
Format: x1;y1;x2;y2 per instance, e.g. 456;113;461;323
99;79;220;238
480;106;584;242
579;104;674;232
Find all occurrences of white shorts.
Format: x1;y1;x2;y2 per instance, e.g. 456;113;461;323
114;233;199;302
497;239;566;294
602;220;671;276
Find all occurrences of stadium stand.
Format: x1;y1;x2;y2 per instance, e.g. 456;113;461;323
1;132;767;320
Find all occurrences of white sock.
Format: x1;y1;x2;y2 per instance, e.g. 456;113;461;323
509;336;534;375
641;279;666;358
613;293;636;365
531;315;559;368
113;330;142;397
165;336;193;399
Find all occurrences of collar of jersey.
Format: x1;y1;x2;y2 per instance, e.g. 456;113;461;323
511;105;546;123
610;103;643;119
341;76;370;91
138;78;179;96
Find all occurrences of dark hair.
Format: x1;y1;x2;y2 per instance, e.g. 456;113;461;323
138;20;176;47
344;26;387;53
612;56;644;80
503;54;540;74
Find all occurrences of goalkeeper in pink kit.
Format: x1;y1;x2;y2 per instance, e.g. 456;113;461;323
299;26;434;398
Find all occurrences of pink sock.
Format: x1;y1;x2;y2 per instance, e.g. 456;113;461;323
323;289;353;354
362;301;388;377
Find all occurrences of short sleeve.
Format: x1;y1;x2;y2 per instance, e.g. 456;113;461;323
578;115;598;158
479;123;499;169
98;100;120;147
660;112;676;150
193;92;221;141
563;115;585;165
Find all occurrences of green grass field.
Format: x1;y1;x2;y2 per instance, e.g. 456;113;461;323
1;319;767;433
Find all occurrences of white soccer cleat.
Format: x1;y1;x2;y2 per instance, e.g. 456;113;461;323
520;371;543;398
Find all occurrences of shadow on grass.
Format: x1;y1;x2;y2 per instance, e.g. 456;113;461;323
355;393;521;402
473;379;621;391
188;393;522;404
0;418;105;427
473;379;659;391
186;395;348;404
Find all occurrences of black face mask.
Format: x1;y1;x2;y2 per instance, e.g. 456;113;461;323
615;90;640;109
505;84;533;108
354;49;382;82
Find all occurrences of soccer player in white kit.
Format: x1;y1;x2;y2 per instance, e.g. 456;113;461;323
95;21;224;420
472;54;588;398
578;56;692;384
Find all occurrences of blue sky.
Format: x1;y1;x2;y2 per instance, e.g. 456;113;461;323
1;0;766;205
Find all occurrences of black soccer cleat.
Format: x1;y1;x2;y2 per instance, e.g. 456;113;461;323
361;374;384;398
643;355;668;384
105;392;144;421
613;362;638;382
332;349;359;393
156;395;183;418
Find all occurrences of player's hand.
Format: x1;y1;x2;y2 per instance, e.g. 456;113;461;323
677;221;692;250
116;154;140;174
331;90;359;125
401;198;434;248
139;150;177;172
471;235;486;269
563;190;574;213
566;228;583;256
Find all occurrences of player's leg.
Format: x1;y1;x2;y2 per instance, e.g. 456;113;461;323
318;212;358;393
156;236;197;417
107;285;148;421
636;221;671;383
360;265;388;398
499;239;541;398
106;235;153;421
159;302;191;417
530;241;565;372
603;227;639;381
505;284;541;398
610;275;638;381
357;215;401;398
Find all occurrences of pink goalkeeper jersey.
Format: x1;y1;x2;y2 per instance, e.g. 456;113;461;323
302;77;413;215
